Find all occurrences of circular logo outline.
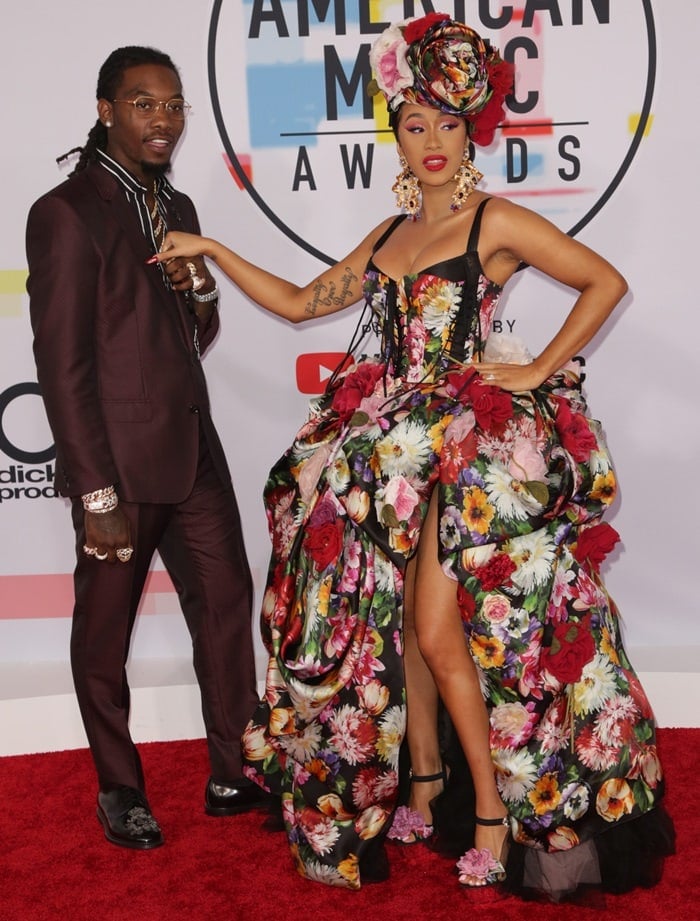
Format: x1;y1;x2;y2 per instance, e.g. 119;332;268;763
207;1;656;265
0;382;55;464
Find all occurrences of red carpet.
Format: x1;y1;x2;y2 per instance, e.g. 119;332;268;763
1;729;697;920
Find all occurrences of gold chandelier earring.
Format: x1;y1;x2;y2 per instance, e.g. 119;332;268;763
451;150;484;212
392;154;422;219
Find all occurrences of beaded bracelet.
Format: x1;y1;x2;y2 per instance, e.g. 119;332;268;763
191;285;219;303
82;485;118;514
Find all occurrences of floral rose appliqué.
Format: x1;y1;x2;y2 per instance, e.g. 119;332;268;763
331;362;385;419
573;523;620;572
469;380;514;430
554;398;598;463
542;616;596;684
368;24;412;104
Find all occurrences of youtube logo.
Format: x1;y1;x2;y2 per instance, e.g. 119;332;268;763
295;353;353;394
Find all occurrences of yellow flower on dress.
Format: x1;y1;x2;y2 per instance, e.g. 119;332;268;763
590;470;617;505
462;486;495;534
337;855;360;887
600;627;620;665
470;633;506;669
596;777;635;822
527;772;562;815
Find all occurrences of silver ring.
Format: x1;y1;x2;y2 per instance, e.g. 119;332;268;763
116;547;134;563
83;544;97;557
485;374;496;381
95;551;108;561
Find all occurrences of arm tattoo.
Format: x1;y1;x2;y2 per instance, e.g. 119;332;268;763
304;266;358;317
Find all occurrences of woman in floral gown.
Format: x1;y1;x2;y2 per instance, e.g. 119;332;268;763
155;14;673;898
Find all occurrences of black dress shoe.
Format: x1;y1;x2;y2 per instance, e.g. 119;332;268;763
205;776;269;816
97;786;164;850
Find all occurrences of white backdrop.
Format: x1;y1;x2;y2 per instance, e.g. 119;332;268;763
1;2;698;714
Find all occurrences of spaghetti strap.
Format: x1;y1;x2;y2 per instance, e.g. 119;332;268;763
372;214;408;254
466;197;491;253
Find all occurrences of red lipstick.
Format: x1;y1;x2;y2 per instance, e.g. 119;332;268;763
422;156;447;172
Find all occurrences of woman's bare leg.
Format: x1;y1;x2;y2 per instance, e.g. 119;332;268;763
414;493;507;882
402;558;443;827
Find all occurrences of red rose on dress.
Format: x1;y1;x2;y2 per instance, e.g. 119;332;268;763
554;399;598;462
474;553;517;591
469;380;514;430
573;523;620;572
331;362;384;418
542;616;596;684
404;12;450;44
303;519;344;572
457;584;476;622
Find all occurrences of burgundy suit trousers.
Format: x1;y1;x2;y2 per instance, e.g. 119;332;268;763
69;442;258;793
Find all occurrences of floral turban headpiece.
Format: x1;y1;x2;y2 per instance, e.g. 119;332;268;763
368;12;514;147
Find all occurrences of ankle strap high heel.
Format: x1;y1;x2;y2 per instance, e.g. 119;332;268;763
408;769;446;783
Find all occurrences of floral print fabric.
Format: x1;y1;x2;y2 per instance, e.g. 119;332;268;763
242;228;663;888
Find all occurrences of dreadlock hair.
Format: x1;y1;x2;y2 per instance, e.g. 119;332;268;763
57;46;180;175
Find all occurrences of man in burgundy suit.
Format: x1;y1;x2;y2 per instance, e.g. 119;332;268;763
26;46;265;849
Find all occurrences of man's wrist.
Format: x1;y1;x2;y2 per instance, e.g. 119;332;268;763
82;485;118;513
191;284;219;303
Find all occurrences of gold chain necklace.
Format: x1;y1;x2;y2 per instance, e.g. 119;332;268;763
150;182;165;251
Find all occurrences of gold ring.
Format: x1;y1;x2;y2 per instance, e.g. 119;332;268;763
186;262;205;291
116;547;134;563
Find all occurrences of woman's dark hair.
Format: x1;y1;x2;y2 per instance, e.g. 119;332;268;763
57;46;180;175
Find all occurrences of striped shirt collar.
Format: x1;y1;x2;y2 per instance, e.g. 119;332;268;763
95;148;174;202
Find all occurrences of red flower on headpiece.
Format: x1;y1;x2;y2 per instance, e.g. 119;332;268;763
404;12;450;44
468;56;515;146
488;58;515;95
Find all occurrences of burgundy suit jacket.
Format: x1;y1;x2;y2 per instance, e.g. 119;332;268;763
26;161;231;503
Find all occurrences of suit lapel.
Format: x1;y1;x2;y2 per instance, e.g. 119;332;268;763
87;164;195;353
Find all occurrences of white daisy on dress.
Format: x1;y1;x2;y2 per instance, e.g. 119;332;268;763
374;419;432;478
327;452;351;494
573;653;618;716
506;531;556;594
303;861;347;887
278;721;324;762
376;705;406;767
492;747;538;803
420;281;462;336
373;552;397;594
484;465;543;521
